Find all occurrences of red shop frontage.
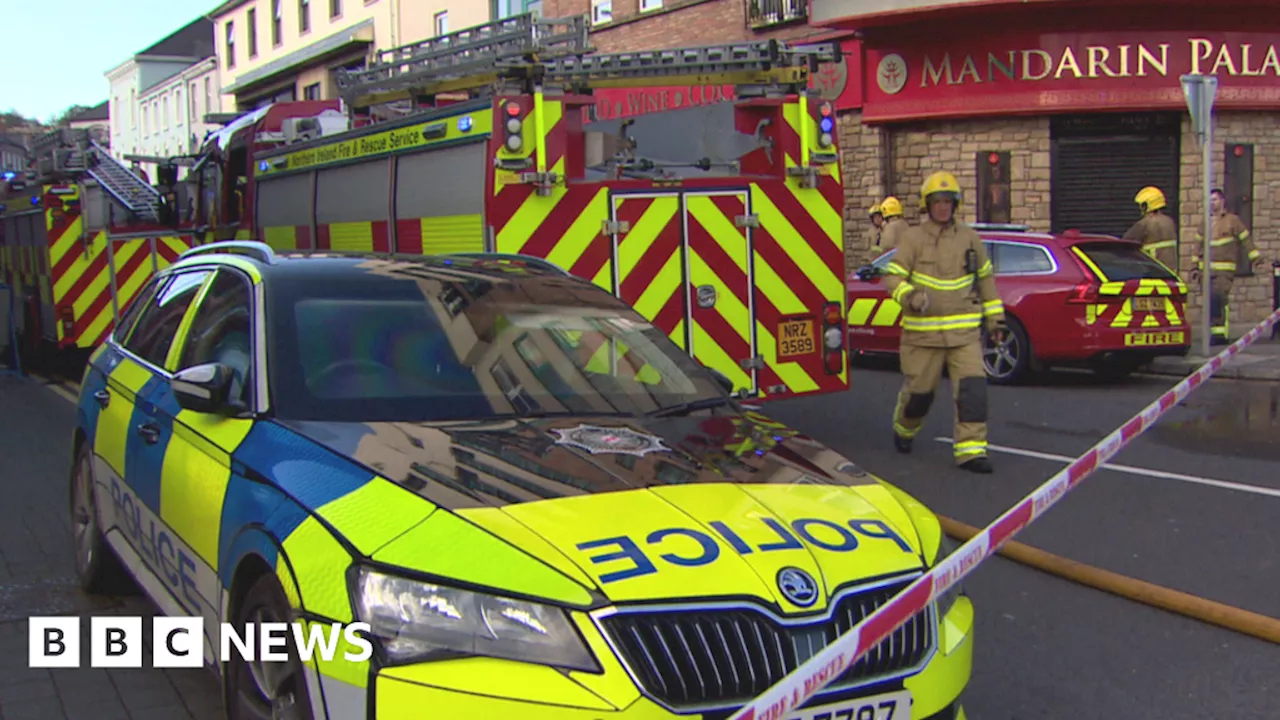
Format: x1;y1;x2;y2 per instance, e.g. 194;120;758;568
818;1;1280;324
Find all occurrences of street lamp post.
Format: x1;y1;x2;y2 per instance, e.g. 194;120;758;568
1181;73;1219;358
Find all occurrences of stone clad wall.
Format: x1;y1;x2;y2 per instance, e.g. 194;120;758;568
1178;112;1279;327
838;110;1279;328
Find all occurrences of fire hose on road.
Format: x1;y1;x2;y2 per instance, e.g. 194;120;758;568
729;307;1280;720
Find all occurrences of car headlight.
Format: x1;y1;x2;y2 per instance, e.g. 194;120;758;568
933;533;965;617
353;568;598;672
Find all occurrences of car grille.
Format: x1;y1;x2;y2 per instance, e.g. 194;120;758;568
597;579;935;712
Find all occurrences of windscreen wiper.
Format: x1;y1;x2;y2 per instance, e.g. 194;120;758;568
647;395;737;418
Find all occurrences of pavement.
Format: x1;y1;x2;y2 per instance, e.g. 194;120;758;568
1;360;1277;719
0;378;224;720
1143;323;1280;381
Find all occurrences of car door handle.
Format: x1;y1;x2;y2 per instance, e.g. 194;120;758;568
136;423;160;444
93;389;110;408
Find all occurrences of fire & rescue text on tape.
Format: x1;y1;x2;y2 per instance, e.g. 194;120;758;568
28;616;372;668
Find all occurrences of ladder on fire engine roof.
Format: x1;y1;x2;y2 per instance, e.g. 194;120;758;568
335;11;841;111
29;128;163;223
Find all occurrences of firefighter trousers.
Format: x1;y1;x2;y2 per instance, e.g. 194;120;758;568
893;342;989;464
1209;274;1233;341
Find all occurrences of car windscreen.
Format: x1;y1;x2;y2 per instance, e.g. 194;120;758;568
1074;242;1178;281
266;271;725;422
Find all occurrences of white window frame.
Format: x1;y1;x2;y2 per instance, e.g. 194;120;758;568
639;0;662;10
591;0;612;24
434;10;447;36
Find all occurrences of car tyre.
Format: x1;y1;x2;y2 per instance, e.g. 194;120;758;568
70;443;134;595
982;315;1031;385
226;573;317;720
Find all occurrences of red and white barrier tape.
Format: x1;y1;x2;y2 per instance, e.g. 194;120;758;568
730;308;1280;720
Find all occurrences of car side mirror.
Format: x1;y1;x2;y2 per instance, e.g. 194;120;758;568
708;367;735;395
171;363;245;416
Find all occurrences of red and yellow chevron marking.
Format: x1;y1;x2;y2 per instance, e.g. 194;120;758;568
612;195;686;350
847;297;903;328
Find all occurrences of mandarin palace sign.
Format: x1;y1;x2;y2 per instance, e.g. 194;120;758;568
864;32;1280;121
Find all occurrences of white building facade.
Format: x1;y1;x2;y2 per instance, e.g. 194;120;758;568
136;58;222;167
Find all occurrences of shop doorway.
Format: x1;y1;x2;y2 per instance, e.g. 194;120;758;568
1050;112;1181;256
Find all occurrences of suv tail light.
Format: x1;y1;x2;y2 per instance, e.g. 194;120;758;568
1066;281;1099;304
821;301;844;375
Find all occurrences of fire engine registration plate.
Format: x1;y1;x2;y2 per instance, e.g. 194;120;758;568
778;319;816;359
782;689;911;720
1132;297;1165;312
1125;331;1186;346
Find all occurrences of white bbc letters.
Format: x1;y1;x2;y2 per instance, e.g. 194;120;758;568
153;616;204;668
91;617;143;667
29;617;80;668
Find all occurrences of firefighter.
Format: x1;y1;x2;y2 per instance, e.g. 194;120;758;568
1192;188;1264;344
1123;186;1179;272
878;196;908;252
866;203;884;262
883;171;1005;474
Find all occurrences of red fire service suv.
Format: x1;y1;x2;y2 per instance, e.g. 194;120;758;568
846;224;1191;384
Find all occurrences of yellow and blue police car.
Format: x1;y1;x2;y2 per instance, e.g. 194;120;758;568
70;241;973;720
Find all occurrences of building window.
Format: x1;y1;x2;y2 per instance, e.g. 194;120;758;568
303;82;320;100
271;0;282;45
591;0;611;24
330;0;341;18
639;0;661;9
174;89;182;126
247;8;258;57
434;11;447;35
299;0;310;32
141;105;148;136
204;78;212;118
190;83;199;121
225;21;235;68
163;97;169;130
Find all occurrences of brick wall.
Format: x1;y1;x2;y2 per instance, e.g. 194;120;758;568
837;113;1050;264
1177;111;1279;327
544;0;816;51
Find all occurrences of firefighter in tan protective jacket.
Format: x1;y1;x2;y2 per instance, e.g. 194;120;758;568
1192;188;1264;344
883;171;1005;474
1123;186;1179;273
865;203;885;263
877;196;909;252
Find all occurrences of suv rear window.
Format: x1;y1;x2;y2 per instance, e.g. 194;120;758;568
1074;242;1177;280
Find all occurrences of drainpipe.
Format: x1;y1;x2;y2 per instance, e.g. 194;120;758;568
880;124;894;206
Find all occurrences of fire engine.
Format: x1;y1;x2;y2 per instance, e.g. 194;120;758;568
4;12;850;399
0;129;201;368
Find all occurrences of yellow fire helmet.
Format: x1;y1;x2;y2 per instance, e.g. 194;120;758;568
920;171;962;210
1135;186;1166;213
868;203;883;218
880;196;904;218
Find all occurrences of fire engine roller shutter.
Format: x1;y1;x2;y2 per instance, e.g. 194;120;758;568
1050;113;1181;240
393;143;485;255
257;174;313;250
315;159;391;252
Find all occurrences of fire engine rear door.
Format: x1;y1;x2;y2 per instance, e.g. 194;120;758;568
684;190;758;396
611;192;687;350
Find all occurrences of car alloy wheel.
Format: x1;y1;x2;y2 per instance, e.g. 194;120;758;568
229;575;314;720
71;452;97;579
982;328;1020;381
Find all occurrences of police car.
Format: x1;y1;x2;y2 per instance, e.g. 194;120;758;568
70;241;973;720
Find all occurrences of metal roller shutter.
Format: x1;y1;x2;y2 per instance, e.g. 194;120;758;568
1050;126;1180;240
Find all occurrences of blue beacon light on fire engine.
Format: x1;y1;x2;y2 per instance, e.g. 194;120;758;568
457;116;473;132
818;103;835;148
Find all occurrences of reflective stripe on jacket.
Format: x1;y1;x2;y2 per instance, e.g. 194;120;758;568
1194;211;1259;275
883;219;1004;348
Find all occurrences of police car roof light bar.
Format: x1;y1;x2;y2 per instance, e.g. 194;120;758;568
180;241;277;264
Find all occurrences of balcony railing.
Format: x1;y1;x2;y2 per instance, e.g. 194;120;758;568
748;0;808;28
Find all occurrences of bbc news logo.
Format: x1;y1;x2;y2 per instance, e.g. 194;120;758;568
29;617;374;668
